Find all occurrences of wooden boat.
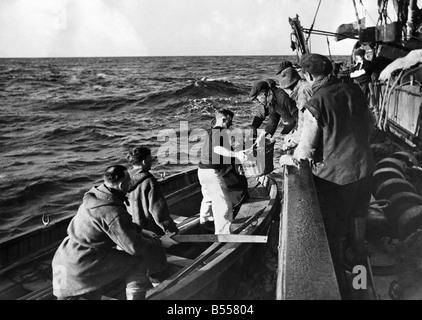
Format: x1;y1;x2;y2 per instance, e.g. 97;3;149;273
0;168;280;300
279;0;422;300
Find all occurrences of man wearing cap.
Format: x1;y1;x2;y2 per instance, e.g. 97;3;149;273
350;48;374;105
275;60;294;76
249;79;297;139
277;60;313;152
280;53;376;298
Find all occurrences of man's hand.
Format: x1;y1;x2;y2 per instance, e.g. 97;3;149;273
281;139;298;151
234;150;246;162
142;229;158;239
279;155;299;168
160;232;179;248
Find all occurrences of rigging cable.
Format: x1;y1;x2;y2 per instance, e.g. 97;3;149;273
306;0;323;43
360;0;377;25
377;0;392;25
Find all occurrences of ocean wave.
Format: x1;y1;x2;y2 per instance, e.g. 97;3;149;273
46;96;140;111
0;173;92;210
0;55;309;242
39;125;125;144
176;78;247;97
136;78;247;108
0;179;58;208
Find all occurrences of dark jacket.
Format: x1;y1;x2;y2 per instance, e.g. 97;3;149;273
52;184;161;297
198;127;233;170
352;59;373;85
127;169;178;235
305;76;375;185
251;87;298;135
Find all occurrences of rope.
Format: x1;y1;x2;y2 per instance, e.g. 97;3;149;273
377;0;392;25
368;199;391;211
378;77;391;129
360;0;377;25
383;70;404;131
377;69;404;131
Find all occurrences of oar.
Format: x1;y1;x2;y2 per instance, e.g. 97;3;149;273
172;234;268;243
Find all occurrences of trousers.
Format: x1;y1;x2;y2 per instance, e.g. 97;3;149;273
198;167;233;234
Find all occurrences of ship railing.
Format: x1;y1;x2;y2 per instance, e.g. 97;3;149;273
272;160;341;300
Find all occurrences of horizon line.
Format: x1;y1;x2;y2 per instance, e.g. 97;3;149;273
0;53;351;59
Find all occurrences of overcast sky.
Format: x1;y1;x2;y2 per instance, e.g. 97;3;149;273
0;0;395;57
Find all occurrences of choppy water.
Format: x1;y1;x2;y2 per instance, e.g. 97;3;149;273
0;55;348;242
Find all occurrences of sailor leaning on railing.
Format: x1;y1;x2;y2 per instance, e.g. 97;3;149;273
279;53;376;300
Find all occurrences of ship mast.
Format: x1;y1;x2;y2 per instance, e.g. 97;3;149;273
352;0;362;34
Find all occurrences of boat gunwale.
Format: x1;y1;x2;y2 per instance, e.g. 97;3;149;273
0;169;201;274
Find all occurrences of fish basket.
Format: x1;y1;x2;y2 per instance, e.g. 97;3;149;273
241;140;275;178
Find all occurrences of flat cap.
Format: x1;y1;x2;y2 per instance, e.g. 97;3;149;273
299;53;333;76
276;60;294;75
278;67;301;89
249;80;270;100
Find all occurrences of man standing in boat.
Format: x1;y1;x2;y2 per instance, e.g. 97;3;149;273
249;78;298;141
279;53;376;298
198;109;245;234
51;165;178;300
276;60;313;153
126;146;179;287
350;48;374;106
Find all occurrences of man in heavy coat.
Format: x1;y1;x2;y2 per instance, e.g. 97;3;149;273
52;165;178;300
280;53;376;299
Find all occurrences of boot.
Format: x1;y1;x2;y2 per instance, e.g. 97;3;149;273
149;268;170;288
126;287;146;300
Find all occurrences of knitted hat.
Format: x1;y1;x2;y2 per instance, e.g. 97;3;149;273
249;80;270;100
278;67;301;89
299;53;333;76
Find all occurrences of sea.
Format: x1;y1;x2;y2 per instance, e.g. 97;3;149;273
0;55;349;243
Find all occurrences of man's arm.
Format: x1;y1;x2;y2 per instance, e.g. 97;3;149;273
148;185;179;234
251;104;267;129
264;107;281;136
293;109;320;162
267;93;298;135
107;210;161;256
214;145;245;163
351;60;373;79
350;69;366;78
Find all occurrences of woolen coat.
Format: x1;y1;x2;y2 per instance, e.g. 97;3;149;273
52;184;161;298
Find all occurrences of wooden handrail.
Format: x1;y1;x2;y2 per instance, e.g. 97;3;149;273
275;160;341;300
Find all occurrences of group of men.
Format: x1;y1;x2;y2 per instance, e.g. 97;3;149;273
52;147;179;300
191;50;376;299
52;49;376;300
250;51;375;298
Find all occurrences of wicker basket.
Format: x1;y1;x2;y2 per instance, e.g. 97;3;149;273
241;140;275;178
